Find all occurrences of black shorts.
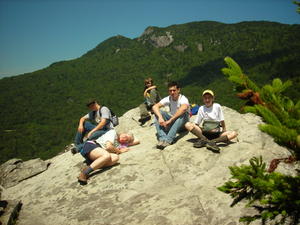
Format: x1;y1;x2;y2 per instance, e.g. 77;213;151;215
80;141;99;158
203;131;222;140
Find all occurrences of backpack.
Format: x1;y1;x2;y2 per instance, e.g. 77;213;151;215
202;120;221;132
90;106;119;127
107;108;119;127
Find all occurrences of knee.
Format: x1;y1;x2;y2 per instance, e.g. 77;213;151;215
233;131;238;138
228;131;238;140
102;151;111;161
113;154;119;162
185;122;194;131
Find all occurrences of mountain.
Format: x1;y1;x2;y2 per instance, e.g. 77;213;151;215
1;107;298;225
0;21;299;163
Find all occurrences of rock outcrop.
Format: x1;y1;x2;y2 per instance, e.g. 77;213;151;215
173;44;188;52
197;43;203;52
149;32;174;48
0;158;50;188
1;107;298;225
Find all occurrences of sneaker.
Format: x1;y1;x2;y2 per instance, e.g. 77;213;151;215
138;116;151;126
157;141;171;150
193;139;207;148
65;143;78;154
206;141;220;153
156;141;164;149
78;171;88;185
69;144;78;154
71;147;78;155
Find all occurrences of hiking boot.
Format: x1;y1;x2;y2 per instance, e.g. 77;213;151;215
193;139;207;148
206;141;220;153
78;171;88;185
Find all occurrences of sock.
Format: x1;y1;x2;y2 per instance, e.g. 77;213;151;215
191;127;209;141
83;167;94;175
212;135;229;143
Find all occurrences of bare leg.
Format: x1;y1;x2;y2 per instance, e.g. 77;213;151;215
104;153;119;167
88;147;118;170
221;130;238;141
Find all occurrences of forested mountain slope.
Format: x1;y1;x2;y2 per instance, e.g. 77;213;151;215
0;21;299;163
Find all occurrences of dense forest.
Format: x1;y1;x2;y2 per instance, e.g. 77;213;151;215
0;21;299;163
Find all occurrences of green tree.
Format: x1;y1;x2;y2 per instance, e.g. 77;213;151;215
294;1;300;13
221;57;300;157
218;156;300;224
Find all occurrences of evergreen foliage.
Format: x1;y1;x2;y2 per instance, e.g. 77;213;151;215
218;156;300;224
294;1;300;13
222;57;300;157
0;21;300;163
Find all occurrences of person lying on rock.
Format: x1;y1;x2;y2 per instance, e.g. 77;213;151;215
152;81;190;150
138;77;161;126
72;99;115;154
185;89;238;153
78;130;140;184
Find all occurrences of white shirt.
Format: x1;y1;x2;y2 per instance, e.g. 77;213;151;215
95;129;118;149
159;94;189;115
194;103;224;125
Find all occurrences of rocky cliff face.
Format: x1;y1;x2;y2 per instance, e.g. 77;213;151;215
1;107;297;225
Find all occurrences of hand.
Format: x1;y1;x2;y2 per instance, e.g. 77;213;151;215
87;131;93;139
158;117;167;127
165;119;172;127
78;125;84;133
119;147;129;153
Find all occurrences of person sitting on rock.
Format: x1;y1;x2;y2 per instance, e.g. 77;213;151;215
185;89;238;153
152;81;190;150
78;129;140;184
138;77;161;125
72;99;114;154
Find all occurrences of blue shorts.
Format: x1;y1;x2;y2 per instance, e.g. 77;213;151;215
80;141;99;158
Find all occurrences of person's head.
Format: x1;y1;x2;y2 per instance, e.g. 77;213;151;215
202;89;214;107
118;132;134;144
168;81;181;100
86;99;100;111
144;77;153;87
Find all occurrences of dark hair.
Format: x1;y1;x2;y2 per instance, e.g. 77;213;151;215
168;81;180;89
86;99;97;107
144;77;153;86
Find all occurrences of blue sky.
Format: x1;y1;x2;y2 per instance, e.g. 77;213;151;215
0;0;299;78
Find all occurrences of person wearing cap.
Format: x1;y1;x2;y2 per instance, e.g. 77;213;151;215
72;99;114;154
152;81;190;149
185;89;238;152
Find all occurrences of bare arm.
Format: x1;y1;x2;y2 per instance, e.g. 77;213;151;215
165;104;189;126
105;141;123;154
78;116;88;133
143;85;157;97
220;120;226;132
87;118;107;138
152;102;166;126
128;139;140;146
